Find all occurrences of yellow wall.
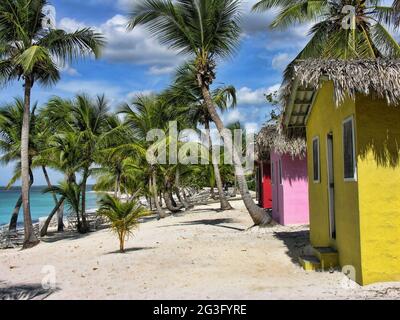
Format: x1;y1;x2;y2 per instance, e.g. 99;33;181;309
306;82;363;284
356;96;400;285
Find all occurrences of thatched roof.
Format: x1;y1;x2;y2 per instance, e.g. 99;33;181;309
281;59;400;128
256;124;307;161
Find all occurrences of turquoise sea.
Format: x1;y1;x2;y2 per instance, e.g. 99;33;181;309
0;186;100;226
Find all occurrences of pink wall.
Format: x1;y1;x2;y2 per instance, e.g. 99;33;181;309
271;151;309;225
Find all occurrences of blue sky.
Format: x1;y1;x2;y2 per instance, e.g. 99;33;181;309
0;0;314;186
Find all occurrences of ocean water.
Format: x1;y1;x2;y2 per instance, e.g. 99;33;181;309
0;186;100;226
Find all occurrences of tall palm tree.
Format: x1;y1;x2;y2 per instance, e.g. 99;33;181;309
70;95;113;232
0;0;105;248
0;99;37;230
119;94;173;219
166;62;236;211
128;0;271;225
252;0;400;60
39;131;85;234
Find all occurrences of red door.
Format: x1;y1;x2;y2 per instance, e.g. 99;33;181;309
261;162;272;209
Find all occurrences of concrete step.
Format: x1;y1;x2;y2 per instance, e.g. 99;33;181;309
313;247;339;270
299;256;321;271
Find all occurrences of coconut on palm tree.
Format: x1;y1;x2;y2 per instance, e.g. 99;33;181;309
0;0;105;248
128;0;271;225
97;194;149;253
252;0;400;60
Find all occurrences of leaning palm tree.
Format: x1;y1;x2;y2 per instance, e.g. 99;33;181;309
38;129;86;234
165;62;237;211
97;194;149;253
42;181;82;237
128;0;271;225
0;0;105;248
119;94;179;219
252;0;400;60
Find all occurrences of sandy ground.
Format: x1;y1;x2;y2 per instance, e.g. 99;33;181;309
1;200;400;300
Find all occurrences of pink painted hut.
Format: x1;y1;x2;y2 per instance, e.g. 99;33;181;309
257;125;309;225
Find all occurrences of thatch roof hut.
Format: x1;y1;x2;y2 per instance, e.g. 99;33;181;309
256;123;307;161
281;59;400;130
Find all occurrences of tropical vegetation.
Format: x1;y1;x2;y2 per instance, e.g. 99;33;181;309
4;0;399;250
0;0;104;248
252;0;400;61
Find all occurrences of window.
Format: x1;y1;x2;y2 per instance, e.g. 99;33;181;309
312;137;320;183
278;159;283;185
343;116;357;181
271;163;275;185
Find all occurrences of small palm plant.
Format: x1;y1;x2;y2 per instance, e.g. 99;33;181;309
97;195;149;253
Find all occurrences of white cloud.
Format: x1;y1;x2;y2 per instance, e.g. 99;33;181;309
272;52;293;71
60;64;80;77
237;83;280;105
59;15;185;73
147;65;175;75
225;109;242;124
57;80;123;100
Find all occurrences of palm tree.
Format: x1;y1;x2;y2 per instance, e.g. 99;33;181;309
166;62;236;211
97;194;149;253
42;181;82;237
0;0;105;248
128;0;271;225
119;94;178;219
0;99;39;231
38;131;85;234
252;0;400;60
69;95;113;232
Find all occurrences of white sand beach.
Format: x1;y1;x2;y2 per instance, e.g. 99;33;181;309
1;201;400;300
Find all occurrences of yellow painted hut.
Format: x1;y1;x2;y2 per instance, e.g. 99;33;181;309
282;60;400;286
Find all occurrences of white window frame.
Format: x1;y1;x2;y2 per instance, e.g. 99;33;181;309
342;116;357;182
278;159;283;185
312;136;321;183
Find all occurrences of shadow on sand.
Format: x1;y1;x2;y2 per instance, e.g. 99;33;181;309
273;230;310;266
40;230;92;244
0;282;58;300
159;218;246;232
105;247;156;255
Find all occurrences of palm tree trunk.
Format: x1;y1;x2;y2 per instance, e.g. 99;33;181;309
9;168;35;231
198;77;271;226
175;189;192;211
40;197;65;237
115;171;121;198
80;170;89;233
164;191;182;213
151;171;168;219
174;168;192;210
42;166;64;232
205;120;232;210
210;186;216;199
21;77;39;248
233;176;237;197
9;196;23;231
169;191;178;207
